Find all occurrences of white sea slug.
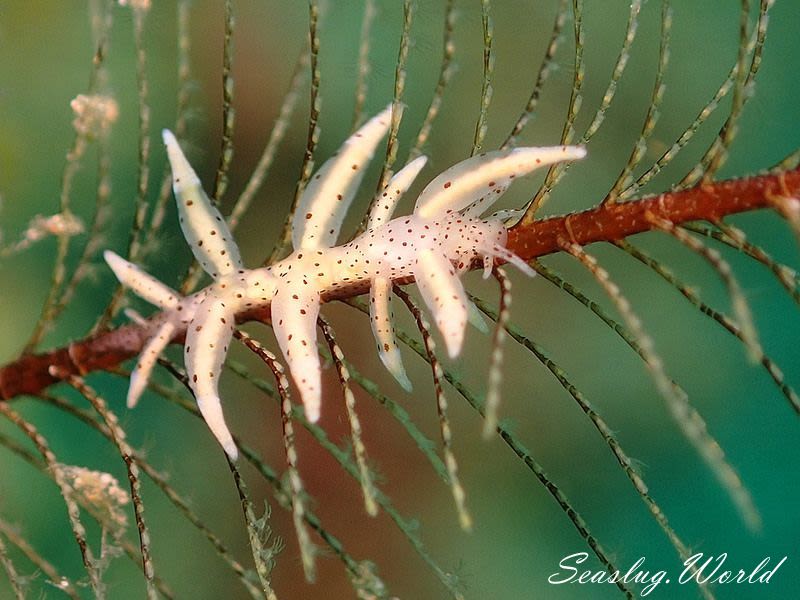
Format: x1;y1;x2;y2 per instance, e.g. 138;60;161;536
105;105;585;459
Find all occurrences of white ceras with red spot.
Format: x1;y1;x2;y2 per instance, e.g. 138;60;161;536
104;104;586;459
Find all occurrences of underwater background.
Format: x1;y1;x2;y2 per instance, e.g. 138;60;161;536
0;1;798;598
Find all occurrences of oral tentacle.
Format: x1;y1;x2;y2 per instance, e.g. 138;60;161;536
490;243;536;277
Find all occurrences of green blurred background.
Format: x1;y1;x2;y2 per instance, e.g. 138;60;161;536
1;1;798;598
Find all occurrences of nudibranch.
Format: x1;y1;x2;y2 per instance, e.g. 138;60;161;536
105;105;585;459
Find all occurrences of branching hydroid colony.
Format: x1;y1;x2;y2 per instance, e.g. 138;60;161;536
104;105;584;459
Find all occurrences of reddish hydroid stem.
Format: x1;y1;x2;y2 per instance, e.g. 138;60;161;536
507;167;800;258
2;166;798;401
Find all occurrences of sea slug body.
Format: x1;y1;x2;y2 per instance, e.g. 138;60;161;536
105;105;586;459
